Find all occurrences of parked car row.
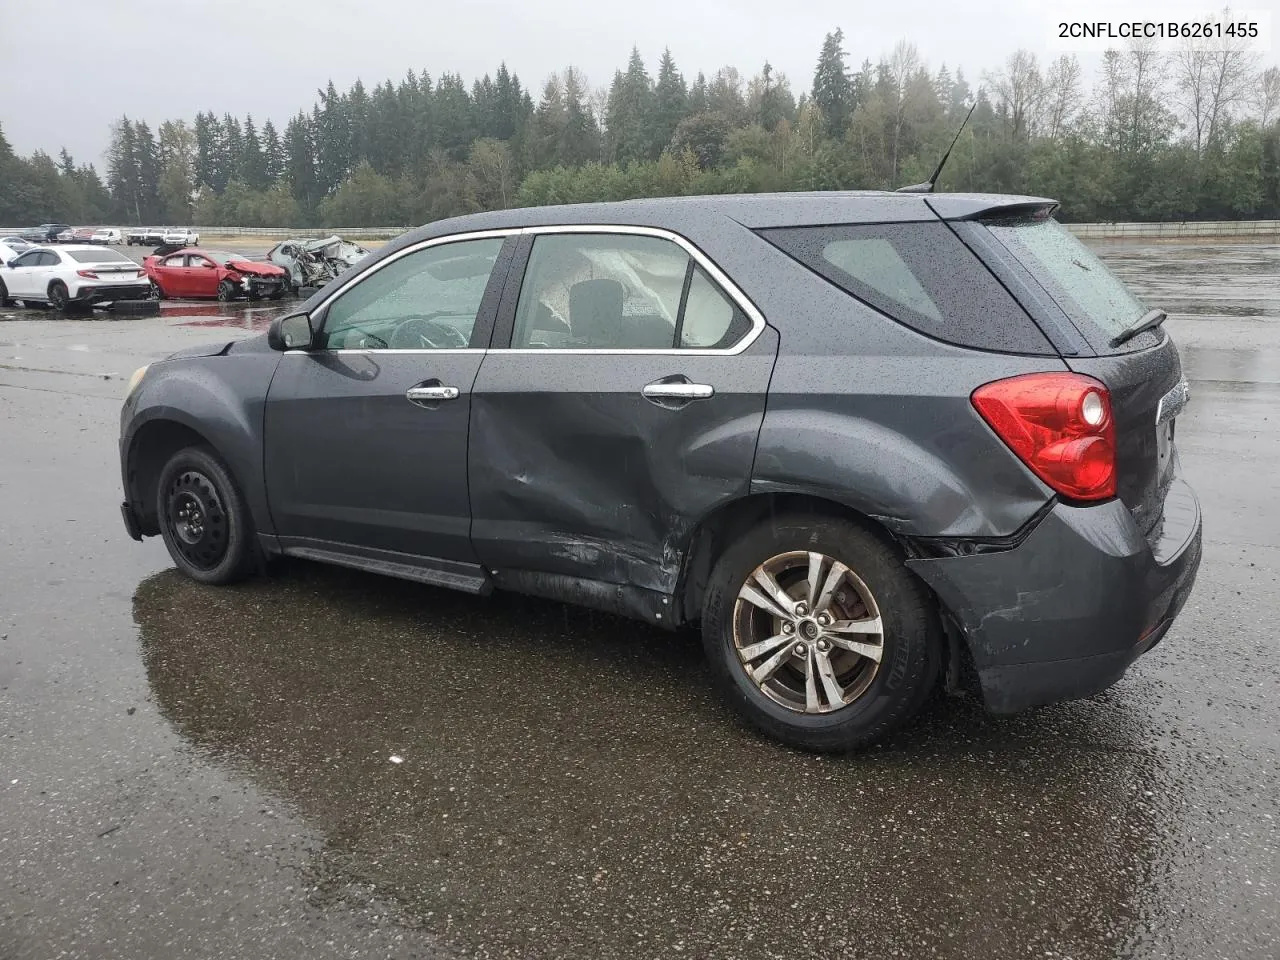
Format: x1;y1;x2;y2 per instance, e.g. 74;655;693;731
127;227;200;246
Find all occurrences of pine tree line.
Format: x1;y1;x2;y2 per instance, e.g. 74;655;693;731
2;32;1279;228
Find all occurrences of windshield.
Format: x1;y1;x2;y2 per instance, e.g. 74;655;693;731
985;218;1148;342
200;251;242;263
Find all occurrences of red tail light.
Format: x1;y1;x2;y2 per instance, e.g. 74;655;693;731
971;372;1116;501
76;269;99;279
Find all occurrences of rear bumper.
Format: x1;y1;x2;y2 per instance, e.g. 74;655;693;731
908;477;1202;713
75;283;153;303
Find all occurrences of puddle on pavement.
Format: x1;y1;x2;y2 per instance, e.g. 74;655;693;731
134;562;1174;960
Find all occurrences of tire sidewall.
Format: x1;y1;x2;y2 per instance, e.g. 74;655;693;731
702;518;936;751
155;447;254;585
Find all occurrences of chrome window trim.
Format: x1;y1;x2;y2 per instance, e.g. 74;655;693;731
287;223;766;358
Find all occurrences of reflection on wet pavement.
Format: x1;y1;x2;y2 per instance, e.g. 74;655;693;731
136;563;1166;959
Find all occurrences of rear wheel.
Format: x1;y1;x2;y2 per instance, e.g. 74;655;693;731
156;446;256;585
701;515;940;752
48;281;71;310
216;280;236;302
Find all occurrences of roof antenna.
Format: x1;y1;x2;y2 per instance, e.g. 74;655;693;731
896;100;977;194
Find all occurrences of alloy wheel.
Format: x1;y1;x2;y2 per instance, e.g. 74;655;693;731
732;550;885;714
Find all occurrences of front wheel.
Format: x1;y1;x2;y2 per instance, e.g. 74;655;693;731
0;278;10;307
701;515;940;752
216;280;236;301
156;446;256;585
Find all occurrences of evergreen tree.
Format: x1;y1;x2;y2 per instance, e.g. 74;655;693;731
241;115;268;190
812;29;854;138
653;49;688;154
261;119;284;182
606;48;655;163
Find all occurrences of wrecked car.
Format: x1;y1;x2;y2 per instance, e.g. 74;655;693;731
142;247;287;301
265;236;370;291
119;192;1201;753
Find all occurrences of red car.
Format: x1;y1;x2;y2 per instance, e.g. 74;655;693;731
143;247;288;301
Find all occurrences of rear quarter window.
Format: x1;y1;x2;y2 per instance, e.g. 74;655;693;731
760;222;1054;355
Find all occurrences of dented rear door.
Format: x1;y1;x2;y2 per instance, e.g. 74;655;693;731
467;228;777;607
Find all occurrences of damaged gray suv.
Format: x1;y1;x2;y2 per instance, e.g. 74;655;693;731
119;192;1201;751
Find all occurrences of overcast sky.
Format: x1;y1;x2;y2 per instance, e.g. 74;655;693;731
0;0;1272;167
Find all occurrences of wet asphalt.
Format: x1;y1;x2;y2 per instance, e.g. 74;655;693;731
1;243;1278;959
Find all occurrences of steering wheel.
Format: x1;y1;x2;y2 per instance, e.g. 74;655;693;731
389;316;469;350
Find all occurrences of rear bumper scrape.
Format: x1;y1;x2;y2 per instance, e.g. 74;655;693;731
906;478;1202;713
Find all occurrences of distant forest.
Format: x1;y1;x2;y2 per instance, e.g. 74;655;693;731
2;29;1278;228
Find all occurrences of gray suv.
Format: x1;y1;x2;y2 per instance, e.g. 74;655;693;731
119;192;1201;751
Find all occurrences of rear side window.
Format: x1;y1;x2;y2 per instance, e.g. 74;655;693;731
761;222;1054;355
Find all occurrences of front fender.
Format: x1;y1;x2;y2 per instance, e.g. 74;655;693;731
123;350;281;537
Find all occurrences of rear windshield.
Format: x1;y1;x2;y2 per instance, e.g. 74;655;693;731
760;221;1054;354
983;218;1149;345
67;248;132;263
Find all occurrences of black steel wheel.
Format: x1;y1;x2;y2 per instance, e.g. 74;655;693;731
156;446;256;585
48;281;70;310
702;514;941;752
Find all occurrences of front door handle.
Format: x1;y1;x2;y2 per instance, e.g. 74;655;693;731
642;381;715;402
406;384;459;406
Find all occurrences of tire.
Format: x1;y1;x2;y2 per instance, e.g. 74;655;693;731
701;515;941;753
216;279;236;301
156;446;256;585
48;281;70;310
0;278;10;307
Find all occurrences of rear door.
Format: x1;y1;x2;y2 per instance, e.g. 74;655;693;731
468;227;778;609
980;216;1184;532
264;232;515;574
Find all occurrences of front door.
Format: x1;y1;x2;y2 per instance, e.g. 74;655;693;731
264;233;514;571
468;228;778;608
5;249;48;297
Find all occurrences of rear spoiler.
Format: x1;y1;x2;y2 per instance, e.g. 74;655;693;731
925;195;1059;221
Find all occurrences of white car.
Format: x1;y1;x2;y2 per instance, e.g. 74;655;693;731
0;245;152;310
91;228;124;245
0;239;32;265
162;227;200;246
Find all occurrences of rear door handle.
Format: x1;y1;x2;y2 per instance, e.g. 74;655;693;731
406;385;459;406
642;382;715;401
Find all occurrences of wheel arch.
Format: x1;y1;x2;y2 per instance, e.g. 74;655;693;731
677;490;975;697
125;418;219;536
676;492;903;626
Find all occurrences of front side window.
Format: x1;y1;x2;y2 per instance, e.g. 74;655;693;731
13;251;43;267
511;233;750;350
321;237;503;350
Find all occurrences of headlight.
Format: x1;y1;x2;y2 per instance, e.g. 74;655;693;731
126;364;150;397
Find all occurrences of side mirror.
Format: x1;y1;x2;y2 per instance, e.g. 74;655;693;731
268;313;314;351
